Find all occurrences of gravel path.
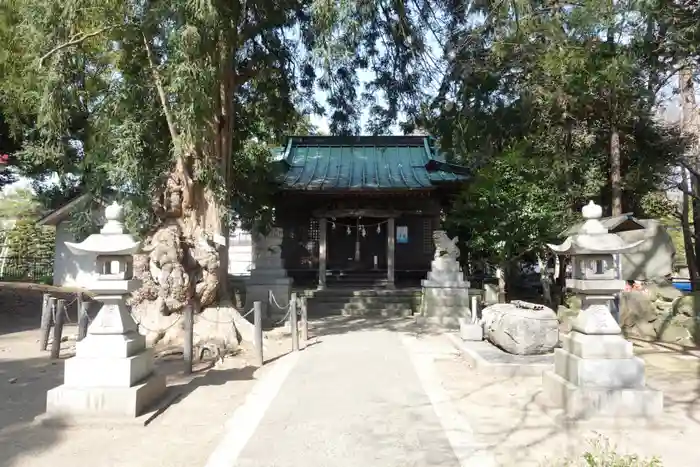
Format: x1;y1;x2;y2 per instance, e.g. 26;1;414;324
230;321;460;467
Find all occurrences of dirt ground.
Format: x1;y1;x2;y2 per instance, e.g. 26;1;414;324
425;333;700;466
4;284;700;466
0;284;294;467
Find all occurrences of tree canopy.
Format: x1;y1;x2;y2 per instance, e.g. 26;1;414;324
2;0;700;299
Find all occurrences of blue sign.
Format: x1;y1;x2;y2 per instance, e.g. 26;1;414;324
396;226;408;244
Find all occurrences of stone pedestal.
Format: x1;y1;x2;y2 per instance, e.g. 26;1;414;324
245;228;291;319
418;257;470;328
542;305;662;418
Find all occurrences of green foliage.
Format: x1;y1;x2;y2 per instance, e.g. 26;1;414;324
546;435;663;467
0;0;328;231
421;0;690;265
0;188;43;220
445;146;575;266
0;219;55;284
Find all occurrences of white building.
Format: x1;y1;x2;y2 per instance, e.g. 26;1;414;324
37;194;253;287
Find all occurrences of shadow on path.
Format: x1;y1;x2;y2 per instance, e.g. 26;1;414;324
0;355;68;467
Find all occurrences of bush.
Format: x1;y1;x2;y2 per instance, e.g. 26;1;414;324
4;220;55;259
546;435;662;467
0;220;55;283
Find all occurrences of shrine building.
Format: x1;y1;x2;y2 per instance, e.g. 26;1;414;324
268;135;471;289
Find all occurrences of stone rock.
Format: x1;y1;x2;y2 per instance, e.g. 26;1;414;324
482;303;559;355
647;280;683;302
653;314;695;345
655;300;674;312
619;291;697;346
620;291;658;329
480;303;511;331
673;295;699;317
634;320;657;338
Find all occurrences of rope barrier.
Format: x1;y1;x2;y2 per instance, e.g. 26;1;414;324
195;305;254;324
269;290;290;310
275;305;293;325
130;312;182;333
269;290;298;325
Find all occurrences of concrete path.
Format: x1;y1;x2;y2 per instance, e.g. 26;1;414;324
206;318;484;467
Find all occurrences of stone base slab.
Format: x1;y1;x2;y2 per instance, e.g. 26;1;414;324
38;383;179;428
415;315;463;329
64;350;155;387
447;334;553;376
46;373;166;419
543;371;663;419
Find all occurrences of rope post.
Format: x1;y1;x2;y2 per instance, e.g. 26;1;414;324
50;299;66;359
470;296;479;325
254;301;263;366
290;292;299;352
39;294;53;351
78;296;90;341
184;304;194;374
300;296;308;344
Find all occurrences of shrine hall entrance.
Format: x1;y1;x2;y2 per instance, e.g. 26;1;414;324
327;217;387;272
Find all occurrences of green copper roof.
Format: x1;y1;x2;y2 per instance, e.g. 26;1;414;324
274;136;469;191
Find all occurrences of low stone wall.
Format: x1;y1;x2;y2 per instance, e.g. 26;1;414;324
557;285;699;348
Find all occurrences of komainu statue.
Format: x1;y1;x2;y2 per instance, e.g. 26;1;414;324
433;230;460;260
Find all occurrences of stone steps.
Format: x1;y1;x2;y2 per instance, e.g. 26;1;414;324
304;287;420;318
307;303;415;318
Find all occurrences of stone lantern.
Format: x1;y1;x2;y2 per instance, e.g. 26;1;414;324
544;201;662;418
45;202;165;420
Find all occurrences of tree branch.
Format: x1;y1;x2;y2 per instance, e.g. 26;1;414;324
39;26;113;67
142;32;178;144
680;159;700;180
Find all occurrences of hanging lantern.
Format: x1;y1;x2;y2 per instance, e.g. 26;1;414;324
331;222;336;230
346;226;351;235
361;226;367;237
376;224;381;234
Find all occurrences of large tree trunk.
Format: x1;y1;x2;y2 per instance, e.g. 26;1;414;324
131;160;254;350
681;168;699;287
680;66;700;286
134;33;254;353
609;127;623;216
607;25;623;217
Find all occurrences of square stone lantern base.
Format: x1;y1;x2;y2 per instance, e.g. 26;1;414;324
543;371;663;419
542;306;663;419
45;304;167;420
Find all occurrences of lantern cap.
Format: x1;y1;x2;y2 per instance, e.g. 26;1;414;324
547;201;643;255
65;202;141;256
